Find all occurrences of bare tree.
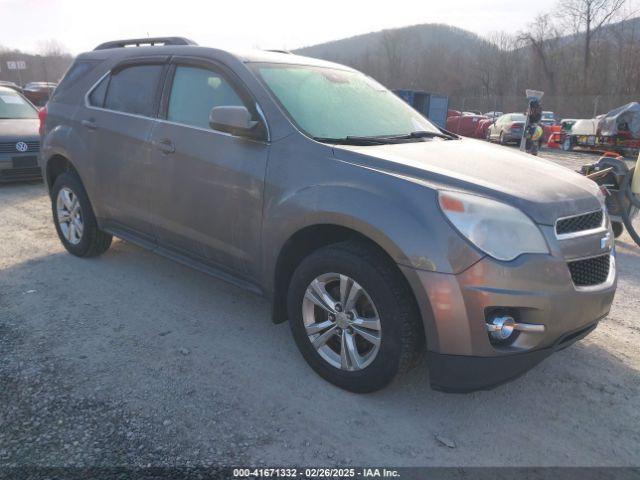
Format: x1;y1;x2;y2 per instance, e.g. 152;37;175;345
519;14;562;95
37;39;69;58
559;0;627;89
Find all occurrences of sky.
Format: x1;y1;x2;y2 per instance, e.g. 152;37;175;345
0;0;566;55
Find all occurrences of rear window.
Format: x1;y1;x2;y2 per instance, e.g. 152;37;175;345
0;90;38;119
103;64;163;117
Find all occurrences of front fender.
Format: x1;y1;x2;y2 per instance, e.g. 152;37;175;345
263;177;482;290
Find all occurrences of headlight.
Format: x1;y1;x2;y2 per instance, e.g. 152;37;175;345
438;191;549;261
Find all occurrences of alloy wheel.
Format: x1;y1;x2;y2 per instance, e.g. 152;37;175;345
56;187;84;245
302;273;381;371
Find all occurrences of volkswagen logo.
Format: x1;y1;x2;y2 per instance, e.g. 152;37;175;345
15;141;28;153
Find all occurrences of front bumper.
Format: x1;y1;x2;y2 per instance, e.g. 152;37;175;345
401;232;617;392
428;318;600;392
0;157;42;182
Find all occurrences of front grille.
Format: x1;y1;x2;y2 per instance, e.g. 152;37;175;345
567;254;610;287
0;167;41;180
556;210;603;236
0;141;40;154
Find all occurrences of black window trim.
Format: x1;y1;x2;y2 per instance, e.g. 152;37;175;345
157;55;270;142
84;55;170;120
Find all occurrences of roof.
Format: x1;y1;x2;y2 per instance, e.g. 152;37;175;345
78;42;353;71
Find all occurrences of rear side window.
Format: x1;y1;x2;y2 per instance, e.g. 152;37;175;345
104;64;163;117
167;66;245;129
54;60;99;96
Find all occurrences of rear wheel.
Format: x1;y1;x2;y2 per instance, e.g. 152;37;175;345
51;172;112;257
287;241;423;393
499;131;506;145
562;136;573;151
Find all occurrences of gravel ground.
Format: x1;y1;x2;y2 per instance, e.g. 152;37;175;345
0;147;639;468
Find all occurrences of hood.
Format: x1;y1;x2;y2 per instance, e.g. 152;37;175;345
0;119;39;143
333;138;601;225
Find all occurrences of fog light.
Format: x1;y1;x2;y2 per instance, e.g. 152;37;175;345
486;316;516;341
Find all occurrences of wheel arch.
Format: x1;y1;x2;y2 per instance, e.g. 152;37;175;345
269;223;430;352
45;153;80;193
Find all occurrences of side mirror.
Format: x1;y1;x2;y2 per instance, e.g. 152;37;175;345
209;106;264;140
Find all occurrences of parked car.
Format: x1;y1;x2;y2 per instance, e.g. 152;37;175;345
0;86;41;182
486;113;526;144
540;111;557;127
23;81;57;106
474;116;496;139
41;37;616;393
0;80;23;94
446;113;487;138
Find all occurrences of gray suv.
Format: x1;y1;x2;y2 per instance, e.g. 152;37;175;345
41;37;616;392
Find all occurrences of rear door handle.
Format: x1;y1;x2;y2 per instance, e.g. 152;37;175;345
81;119;97;130
152;138;175;154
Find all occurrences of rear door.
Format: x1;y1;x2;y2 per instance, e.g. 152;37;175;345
148;57;269;278
82;58;167;242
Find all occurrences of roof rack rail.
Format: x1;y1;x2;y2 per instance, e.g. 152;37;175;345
264;49;292;54
94;37;197;51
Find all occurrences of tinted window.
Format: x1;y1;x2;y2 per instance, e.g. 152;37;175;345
167;66;245;129
0;90;38;119
104;64;163;117
54;60;98;96
88;75;108;107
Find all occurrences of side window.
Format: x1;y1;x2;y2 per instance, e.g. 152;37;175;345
52;60;99;100
104;64;163;117
167;66;246;129
88;75;109;107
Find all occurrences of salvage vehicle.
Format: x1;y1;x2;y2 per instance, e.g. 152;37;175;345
40;37;617;393
486;113;526;144
446;112;486;138
0;85;41;182
23;81;58;107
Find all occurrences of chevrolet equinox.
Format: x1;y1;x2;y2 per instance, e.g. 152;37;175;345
40;37;617;392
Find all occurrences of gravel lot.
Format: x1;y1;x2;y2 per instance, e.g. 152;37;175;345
0;147;639;467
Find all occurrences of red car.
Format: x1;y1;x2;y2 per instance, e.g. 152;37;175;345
22;82;57;107
446;113;488;138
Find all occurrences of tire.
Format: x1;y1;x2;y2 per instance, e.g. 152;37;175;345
612;221;624;238
499;131;505;145
486;128;492;142
287;241;423;393
562;136;573;152
51;172;112;257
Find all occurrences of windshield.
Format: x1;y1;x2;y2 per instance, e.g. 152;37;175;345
253;63;439;139
0;90;37;119
542;112;554;119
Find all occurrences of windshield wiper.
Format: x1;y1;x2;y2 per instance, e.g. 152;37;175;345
313;130;458;146
313;136;393;145
386;130;458;141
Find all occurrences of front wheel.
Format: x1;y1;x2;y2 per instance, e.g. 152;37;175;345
562;136;573;151
287;242;423;393
51;172;112;257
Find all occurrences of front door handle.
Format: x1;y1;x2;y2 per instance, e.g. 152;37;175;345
81;119;97;130
152;138;175;154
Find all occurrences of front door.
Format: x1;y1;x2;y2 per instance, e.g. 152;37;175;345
148;60;269;278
